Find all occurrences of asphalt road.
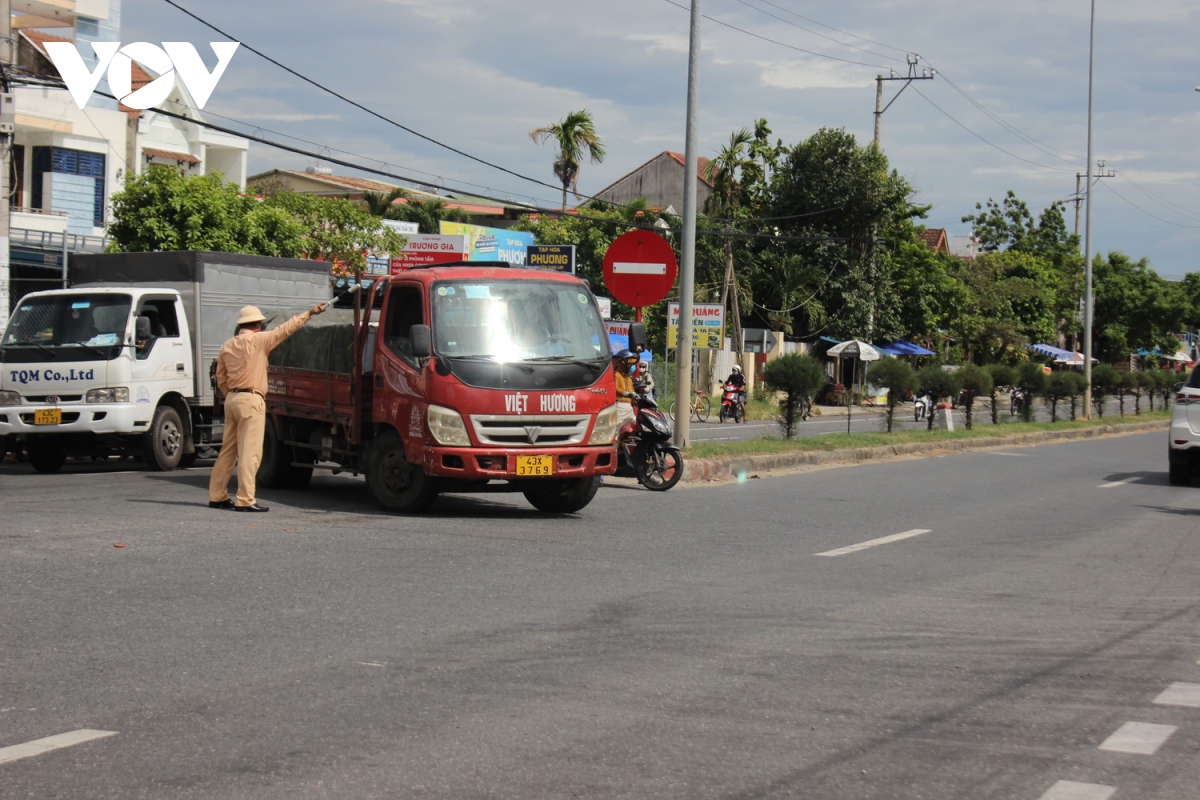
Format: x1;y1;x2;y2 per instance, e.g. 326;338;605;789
2;430;1199;799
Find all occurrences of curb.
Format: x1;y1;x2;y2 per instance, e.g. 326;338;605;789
682;420;1168;482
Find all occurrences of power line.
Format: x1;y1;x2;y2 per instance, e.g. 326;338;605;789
732;0;907;64
660;0;894;69
159;0;566;196
1100;180;1200;229
1113;171;1200;224
747;0;911;55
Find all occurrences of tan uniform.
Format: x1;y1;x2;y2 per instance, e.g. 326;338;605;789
208;311;314;508
614;367;637;428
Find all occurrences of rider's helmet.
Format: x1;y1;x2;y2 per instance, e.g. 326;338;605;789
732;364;742;373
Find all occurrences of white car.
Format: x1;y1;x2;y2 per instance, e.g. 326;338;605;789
1168;366;1200;485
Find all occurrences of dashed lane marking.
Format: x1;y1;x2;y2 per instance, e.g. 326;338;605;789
1037;780;1116;800
1097;721;1177;755
1152;682;1200;707
0;729;117;766
815;529;932;557
1098;478;1136;488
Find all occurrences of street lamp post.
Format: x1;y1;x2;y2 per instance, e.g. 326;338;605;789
1082;0;1096;418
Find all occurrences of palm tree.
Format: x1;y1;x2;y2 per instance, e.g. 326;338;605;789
362;187;411;217
529;110;606;211
704;129;754;355
388;197;471;234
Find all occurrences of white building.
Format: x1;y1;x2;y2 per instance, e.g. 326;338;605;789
1;0;249;328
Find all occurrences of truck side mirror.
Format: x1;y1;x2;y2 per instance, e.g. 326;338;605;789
628;322;647;353
411;324;432;359
135;315;152;340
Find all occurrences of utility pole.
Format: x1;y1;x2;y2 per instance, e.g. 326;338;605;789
0;0;10;332
1071;162;1115;238
673;0;701;449
1082;0;1097;419
874;54;935;148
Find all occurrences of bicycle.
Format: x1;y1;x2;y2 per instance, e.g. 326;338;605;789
667;389;711;423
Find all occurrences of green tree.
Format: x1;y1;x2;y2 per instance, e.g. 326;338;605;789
262;191;409;275
763;354;825;439
865;357;918;432
1113;371;1135;416
986;363;1017;425
1065;371;1088;420
1091;252;1187;362
1041;372;1075;422
386;197;471;234
704;128;755;355
952;251;1060;363
529;109;606;211
961;190;1079;257
917;365;963;431
956;364;993;430
361;187;411;217
1014;362;1047;423
1090;364;1119;418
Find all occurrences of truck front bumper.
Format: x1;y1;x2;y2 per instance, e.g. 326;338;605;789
0;402;152;437
425;444;617;480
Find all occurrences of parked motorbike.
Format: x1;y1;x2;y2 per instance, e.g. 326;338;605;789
719;382;745;424
913;389;934;422
615;386;684;491
1010;387;1027;416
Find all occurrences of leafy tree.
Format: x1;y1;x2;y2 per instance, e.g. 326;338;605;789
1014;362;1047;423
917;365;963;431
961;190;1079;257
986;363;1017;425
387;197;471;234
763;354;825;439
956;364;993;429
362;187;411;217
1113;371;1135;416
865;357;917;432
530;109;606;211
951;251;1060;363
1091;252;1187;362
704;128;755;354
1131;371;1156;415
1065;371;1088;420
109;167;408;276
767;127;921;340
1041;372;1075;422
1090;364;1119;418
1151;369;1176;409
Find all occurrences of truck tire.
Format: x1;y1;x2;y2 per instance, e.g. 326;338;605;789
27;440;66;474
258;419;313;490
523;475;602;513
143;405;184;471
366;430;438;513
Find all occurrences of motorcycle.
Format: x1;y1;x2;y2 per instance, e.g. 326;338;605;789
1010;387;1027;416
615;386;684;491
719;382;745;424
913;389;934;422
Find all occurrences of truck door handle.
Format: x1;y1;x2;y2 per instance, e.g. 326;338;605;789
177;363;185;372
375;374;383;387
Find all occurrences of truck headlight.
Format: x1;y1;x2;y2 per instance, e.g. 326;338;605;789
0;390;19;406
86;387;130;403
427;404;471;446
588;404;619;445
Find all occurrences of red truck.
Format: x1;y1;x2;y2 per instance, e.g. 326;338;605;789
258;262;644;514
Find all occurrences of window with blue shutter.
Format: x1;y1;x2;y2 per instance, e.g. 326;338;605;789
30;146;107;226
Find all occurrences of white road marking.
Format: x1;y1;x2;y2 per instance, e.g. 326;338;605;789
1097;721;1177;754
984;451;1030;457
1098;478;1135;488
815;529;932;557
1037;781;1116;800
0;729;117;766
1153;682;1200;707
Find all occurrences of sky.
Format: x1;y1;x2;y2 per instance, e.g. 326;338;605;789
120;0;1200;280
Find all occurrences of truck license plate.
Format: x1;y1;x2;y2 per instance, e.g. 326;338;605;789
34;408;62;425
515;455;553;476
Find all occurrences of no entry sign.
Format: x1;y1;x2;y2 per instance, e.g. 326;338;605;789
602;230;678;308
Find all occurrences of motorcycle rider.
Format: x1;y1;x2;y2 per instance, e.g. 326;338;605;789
613;349;640;431
723;363;747;413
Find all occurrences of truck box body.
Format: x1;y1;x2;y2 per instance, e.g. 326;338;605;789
69;251;332;405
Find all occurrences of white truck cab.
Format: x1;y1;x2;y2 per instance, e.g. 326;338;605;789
1;287;195;472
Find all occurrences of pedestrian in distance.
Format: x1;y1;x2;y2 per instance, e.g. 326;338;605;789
208;303;326;512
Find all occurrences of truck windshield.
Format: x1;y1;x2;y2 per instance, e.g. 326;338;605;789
432;280;608;364
1;293;131;363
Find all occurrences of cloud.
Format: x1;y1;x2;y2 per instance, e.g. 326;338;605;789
757;59;874;91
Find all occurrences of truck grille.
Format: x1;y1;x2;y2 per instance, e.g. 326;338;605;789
469;414;590;446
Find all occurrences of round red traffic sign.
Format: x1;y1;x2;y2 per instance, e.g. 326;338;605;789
602;230;678;308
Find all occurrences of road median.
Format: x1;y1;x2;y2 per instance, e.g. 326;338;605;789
683;417;1168;482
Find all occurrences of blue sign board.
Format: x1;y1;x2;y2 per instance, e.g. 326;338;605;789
526;244;576;274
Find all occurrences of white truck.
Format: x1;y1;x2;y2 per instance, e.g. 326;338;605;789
0;251;331;472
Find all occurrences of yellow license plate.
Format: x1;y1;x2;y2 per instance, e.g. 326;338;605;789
34;408;62;425
515;455;553;476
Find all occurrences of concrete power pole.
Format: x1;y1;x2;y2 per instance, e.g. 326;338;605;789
0;0;10;332
873;54;935;148
1072;163;1115;238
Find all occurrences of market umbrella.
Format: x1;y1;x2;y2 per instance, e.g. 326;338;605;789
826;340;881;433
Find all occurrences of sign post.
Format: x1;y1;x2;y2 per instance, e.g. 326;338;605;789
602;230;678;323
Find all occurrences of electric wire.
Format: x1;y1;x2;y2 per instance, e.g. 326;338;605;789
1100;181;1200;229
731;0;907;64
1113;171;1200;225
746;0;911;55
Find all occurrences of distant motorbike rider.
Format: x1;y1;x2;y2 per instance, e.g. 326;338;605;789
636;359;656;401
723;363;747;408
613;349;640;431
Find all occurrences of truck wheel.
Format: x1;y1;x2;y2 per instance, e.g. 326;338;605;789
27;441;66;473
178;452;198;469
366;430;438;513
258;419;313;490
143;405;184;471
523;476;602;513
